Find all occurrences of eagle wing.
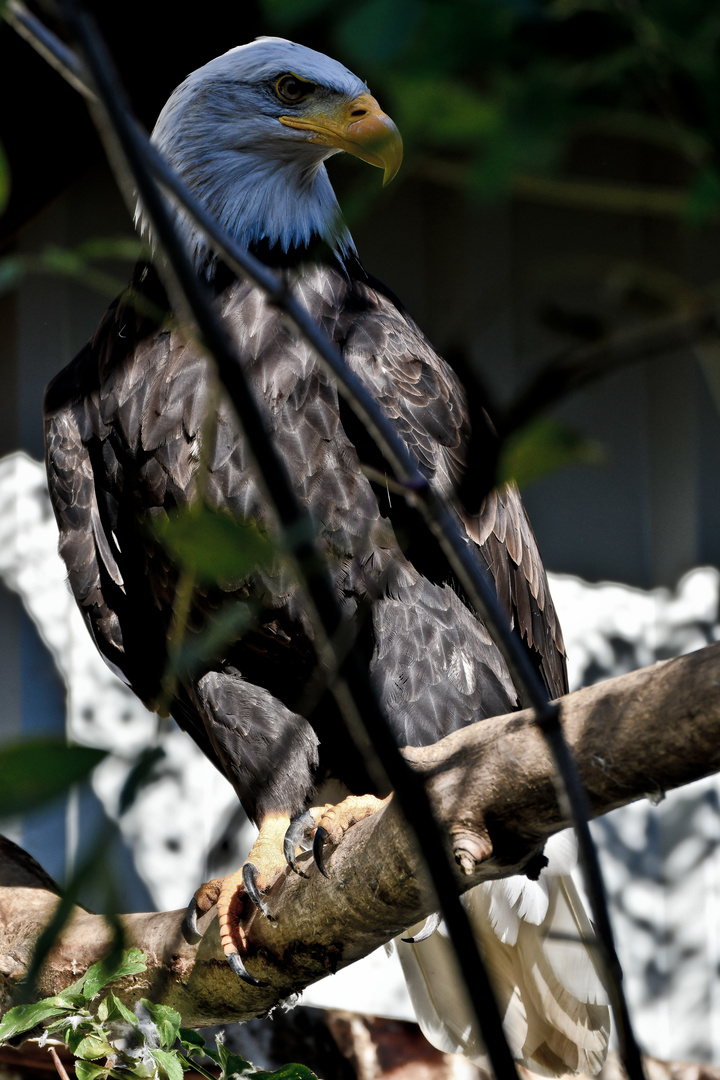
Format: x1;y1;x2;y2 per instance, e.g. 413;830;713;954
44;267;206;707
338;276;568;702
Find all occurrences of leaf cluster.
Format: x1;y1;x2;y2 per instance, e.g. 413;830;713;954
0;949;317;1080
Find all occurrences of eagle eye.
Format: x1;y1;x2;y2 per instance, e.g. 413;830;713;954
275;74;314;104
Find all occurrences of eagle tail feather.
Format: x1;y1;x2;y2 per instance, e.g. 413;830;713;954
395;855;610;1075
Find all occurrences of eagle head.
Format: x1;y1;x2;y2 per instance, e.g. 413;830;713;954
145;37;403;271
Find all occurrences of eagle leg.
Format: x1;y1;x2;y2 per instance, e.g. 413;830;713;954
182;874;266;985
222;811;291;979
307;794;391;876
184;812;291;985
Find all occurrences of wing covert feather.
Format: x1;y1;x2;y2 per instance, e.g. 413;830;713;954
337;276;567;699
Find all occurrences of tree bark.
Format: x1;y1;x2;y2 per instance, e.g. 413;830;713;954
2;642;720;1027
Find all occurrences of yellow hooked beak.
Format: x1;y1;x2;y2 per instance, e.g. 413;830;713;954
279;92;403;187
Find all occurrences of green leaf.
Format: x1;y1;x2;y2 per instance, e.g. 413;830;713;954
499;418;604;488
82;948;148;1000
44;1004;88;1041
151;1048;185;1080
214;1039;251;1076
0;1001;71;1041
74;1033;115;1060
59;968;96;999
181;1027;222;1071
74;1061;110;1080
49;991;86;1010
152;505;276;586
62;1025;92;1055
252;1065;320;1080
179;1028;206;1053
100;991;138;1026
136;999;181;1050
222;1052;255;1076
0;741;106;819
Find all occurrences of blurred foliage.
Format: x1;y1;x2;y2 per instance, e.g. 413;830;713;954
152;504;276;587
0;741;106;818
117;747;166;816
499;416;604;487
167;600;256;681
0;238;149;300
259;0;720;220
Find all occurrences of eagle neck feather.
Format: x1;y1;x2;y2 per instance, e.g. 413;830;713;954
150;132;356;276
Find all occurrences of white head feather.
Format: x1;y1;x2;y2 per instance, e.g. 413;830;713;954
145;37;369;271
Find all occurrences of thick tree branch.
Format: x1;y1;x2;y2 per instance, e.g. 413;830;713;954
2;642;720;1027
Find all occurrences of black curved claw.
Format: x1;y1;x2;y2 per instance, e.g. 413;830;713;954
181;896;203;944
283;811;315;875
242;861;273;919
401;911;442;944
313;825;330;878
227;950;268;987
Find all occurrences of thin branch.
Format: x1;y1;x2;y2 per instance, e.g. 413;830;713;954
499;305;720;442
49;1046;72;1080
420;160;707;220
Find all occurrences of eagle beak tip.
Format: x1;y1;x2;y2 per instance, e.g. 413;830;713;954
382;161;401;188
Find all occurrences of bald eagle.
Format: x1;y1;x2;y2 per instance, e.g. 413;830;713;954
44;37;609;1074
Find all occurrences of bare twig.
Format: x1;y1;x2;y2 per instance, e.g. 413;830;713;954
49;1046;72;1080
500;306;720;441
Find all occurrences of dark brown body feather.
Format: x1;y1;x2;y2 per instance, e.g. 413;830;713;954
44;258;566;825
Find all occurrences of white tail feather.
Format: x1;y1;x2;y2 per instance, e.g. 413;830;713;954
396;836;610;1075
